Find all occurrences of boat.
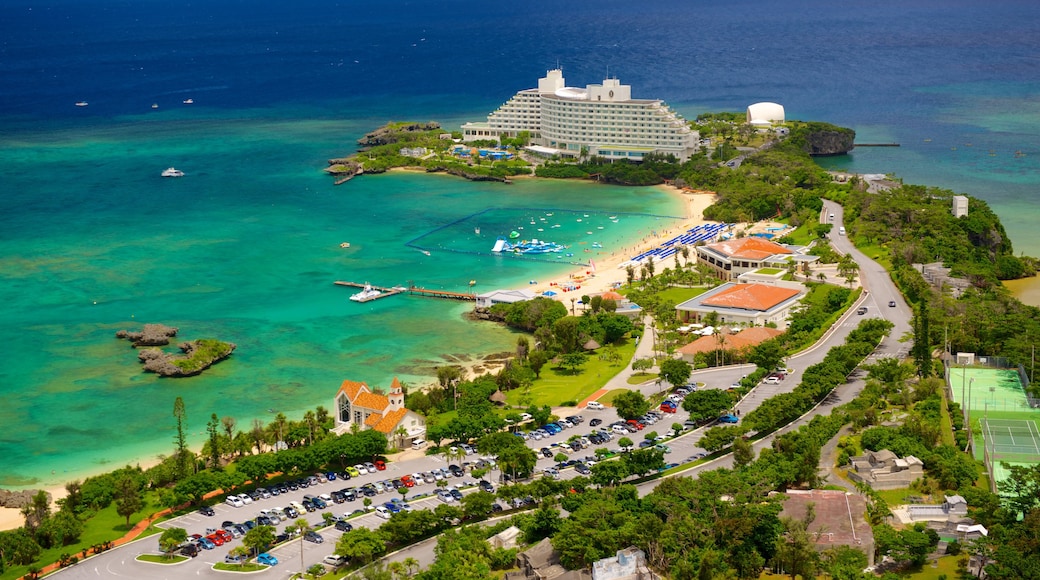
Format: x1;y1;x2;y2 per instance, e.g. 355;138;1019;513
183;98;194;104
469;280;477;286
340;242;351;248
151;103;159;109
474;227;480;234
75;101;88;107
161;167;185;177
349;283;381;302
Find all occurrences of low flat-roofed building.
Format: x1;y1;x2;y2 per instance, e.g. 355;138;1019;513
779;490;875;567
592;547;658;580
677;326;784;363
847;448;924;490
676;282;806;330
476;289;537;309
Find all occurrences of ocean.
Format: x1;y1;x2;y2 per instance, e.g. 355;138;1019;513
1;0;1038;487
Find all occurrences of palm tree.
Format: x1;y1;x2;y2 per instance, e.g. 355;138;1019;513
289;518;312;576
393;426;409;450
403;556;420;577
228;545;250;568
388;561;407;579
304;410;318;445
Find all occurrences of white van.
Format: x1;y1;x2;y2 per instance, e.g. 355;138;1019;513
838;226;846;236
411;439;426;451
374;505;392;520
585;401;605;410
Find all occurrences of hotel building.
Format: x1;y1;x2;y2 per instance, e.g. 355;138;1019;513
462;69;700;161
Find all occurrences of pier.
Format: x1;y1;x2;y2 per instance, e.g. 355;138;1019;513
334;281;476;302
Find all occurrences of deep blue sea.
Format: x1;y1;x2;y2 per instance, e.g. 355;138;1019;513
2;0;1039;487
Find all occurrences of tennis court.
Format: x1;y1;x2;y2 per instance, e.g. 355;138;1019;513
948;367;1032;414
981;418;1040;487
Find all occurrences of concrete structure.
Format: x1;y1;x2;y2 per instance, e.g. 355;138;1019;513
779;490;875;567
592;547;657;580
737;268;788;285
677;326;784;363
695;237;800;281
505;538;591;580
952;195;969;218
912;262;972;298
476;289;537;309
746;102;786;126
847;449;924;490
675;282;806;330
600;290;643;320
463;69;699;161
488;526;523;550
907;495;970;522
333;378;426;446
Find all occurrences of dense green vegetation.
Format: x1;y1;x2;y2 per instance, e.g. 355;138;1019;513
171;339;235;373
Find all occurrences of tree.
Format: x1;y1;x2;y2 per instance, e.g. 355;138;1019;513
339;530;388;565
699;425;748;453
622;448;665;476
527;349;549;378
659;358;692;388
600;314;633;343
289;518;312;575
772;515;820;580
750;338;787;373
682;389;733;423
617;436;634;450
242;525;275;557
159;527;187;559
912;301;932;377
732;436;755;468
612;390;651;420
498;444;537;482
516;336;529;362
553;316;581;353
173;396;190;479
461;491;496;520
559;352;588;373
228;545;250;568
21;490;50;534
206;413;221;469
632;358;654;373
591;460;630;487
114;475;143;527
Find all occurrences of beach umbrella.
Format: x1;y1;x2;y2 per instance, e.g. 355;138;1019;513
542;290;557;297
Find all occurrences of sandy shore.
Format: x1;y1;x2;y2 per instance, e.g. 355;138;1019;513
524;186;719;300
0;484;69;532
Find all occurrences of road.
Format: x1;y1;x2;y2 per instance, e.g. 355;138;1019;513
51;202;913;578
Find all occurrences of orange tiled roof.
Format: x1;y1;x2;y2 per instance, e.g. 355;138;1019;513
678;333;757;356
389;376;403;394
372;408;410;434
702;284;800;311
735;326;785;342
707;237;792;260
354;391;390;412
364;412;384;427
338;380;369;401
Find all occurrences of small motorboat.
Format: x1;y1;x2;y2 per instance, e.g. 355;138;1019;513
183;98;194;104
469;280;477;286
349;283;381;302
75;101;88;107
151;103;159;109
161;167;185;177
340;242;351;248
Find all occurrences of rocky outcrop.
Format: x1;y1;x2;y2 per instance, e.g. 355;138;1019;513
790;122;856;156
137;339;236;377
356;122;441;148
0;489;48;509
115;324;178;346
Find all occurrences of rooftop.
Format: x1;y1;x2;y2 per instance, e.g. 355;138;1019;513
701;284;801;311
704;237;793;260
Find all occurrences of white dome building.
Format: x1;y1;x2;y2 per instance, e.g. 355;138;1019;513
746;102;785;126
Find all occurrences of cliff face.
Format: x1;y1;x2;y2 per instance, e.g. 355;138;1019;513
804;130;856;156
790;122;856;156
356;122;441;148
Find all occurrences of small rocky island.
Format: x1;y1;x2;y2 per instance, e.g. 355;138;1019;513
116;324;236;377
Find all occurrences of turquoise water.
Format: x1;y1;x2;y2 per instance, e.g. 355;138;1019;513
0;113;682;487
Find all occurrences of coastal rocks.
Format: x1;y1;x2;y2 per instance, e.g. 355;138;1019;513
137;339;236;377
115;324;179;346
0;489;48;509
117;325;236;377
791;122;856;156
356;122;441;148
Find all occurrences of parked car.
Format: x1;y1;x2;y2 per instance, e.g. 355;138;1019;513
585;401;605;410
889;300;897;307
225;496;244;508
335;519;353;532
589;418;603;427
856;306;868;315
224;553;246;564
303;531;324;544
323;554;348;567
196;537;216;550
374;460;387;471
345;466;361;478
479;479;494;493
374;505;393;519
180;543;199;558
198;505;215;516
718;414;739;424
436;490;455;503
256;553;278;566
364;462;377;472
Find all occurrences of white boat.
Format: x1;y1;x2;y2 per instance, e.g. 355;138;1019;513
161;167;185;177
183;98;194;104
75;101;88;107
151;103;159;109
349;283;381;302
474;227;480;234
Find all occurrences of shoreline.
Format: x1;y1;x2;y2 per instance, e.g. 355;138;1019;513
0;177;707;527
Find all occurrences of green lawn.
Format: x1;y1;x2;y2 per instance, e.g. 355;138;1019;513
213;562;268;572
894;555;962;579
504;339;636;407
1;497;160;580
627;373;658;385
655;286;710;305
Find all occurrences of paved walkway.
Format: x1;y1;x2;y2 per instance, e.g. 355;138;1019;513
579;316;661;406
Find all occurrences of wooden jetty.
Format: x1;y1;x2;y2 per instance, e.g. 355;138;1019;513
334;281;476;302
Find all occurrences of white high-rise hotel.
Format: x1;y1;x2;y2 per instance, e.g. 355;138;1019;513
462;69;700;161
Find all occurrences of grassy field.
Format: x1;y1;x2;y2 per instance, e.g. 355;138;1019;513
627;372;658;385
655;286;710;305
504;339;636;407
136;554;187;564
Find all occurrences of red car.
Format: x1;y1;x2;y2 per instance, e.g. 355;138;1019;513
627;419;645;430
401;475;415;488
206;533;224;546
374;460;387;471
659;403;677;413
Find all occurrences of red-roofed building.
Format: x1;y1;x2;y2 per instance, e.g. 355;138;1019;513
677;326;784;363
695;237;794;280
333;377;426;448
676;281;806;329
